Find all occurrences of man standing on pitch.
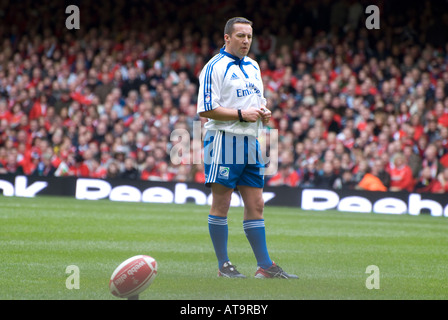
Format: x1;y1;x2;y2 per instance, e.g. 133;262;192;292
197;17;298;279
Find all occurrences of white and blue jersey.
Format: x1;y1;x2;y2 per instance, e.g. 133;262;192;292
197;47;267;137
197;47;267;189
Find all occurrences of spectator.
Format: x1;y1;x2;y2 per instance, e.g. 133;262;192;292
32;152;57;177
89;159;108;179
94;73;115;104
414;166;438;193
388;153;415;192
352;159;369;185
299;161;318;188
106;161;121;179
432;167;448;193
68;154;90;177
403;143;422;179
322;107;341;135
2;151;24;175
267;164;300;187
120;157;139;180
334;169;357;190
422;144;444;179
174;164;189;182
314;161;339;189
371;159;391;189
356;161;389;192
190;163;206;183
150;162;175;182
140;155;158;180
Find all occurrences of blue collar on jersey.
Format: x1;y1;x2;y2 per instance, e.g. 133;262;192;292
220;47;254;79
220;47;245;63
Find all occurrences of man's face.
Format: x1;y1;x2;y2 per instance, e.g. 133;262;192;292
225;23;253;59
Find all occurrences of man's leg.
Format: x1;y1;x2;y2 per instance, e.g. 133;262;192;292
238;185;273;269
208;183;246;278
238;185;298;279
208;183;232;269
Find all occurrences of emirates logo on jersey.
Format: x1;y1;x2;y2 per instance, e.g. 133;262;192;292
236;82;261;98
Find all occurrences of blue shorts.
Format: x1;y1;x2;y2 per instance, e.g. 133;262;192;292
203;130;265;189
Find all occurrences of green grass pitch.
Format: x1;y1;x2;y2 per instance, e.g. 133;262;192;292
1;195;447;300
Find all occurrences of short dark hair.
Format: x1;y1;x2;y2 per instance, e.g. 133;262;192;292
224;17;253;36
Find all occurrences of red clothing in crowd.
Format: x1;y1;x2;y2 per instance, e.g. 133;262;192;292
387;164;415;192
0;109;12;121
431;180;448;193
68;163;90;177
194;171;205;183
141;170;157;180
267;169;300;187
29;101;47;120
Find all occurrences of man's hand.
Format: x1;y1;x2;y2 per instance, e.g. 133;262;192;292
241;107;264;122
260;106;271;125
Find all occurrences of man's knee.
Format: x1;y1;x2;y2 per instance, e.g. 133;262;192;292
243;196;264;220
252;198;265;216
210;183;233;216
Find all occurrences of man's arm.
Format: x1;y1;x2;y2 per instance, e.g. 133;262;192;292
199;106;264;122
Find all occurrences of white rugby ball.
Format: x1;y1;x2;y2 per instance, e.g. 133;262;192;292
109;255;158;298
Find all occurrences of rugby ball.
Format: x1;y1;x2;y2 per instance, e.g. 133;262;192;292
109;255;158;298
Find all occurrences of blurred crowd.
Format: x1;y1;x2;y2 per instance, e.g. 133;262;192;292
1;0;448;193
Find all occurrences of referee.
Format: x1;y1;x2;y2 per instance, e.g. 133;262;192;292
197;17;298;279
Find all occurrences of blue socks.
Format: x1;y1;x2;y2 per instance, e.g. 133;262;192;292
208;215;229;269
209;215;273;270
243;219;273;269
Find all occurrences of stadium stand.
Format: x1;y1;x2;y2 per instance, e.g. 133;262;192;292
1;0;448;193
